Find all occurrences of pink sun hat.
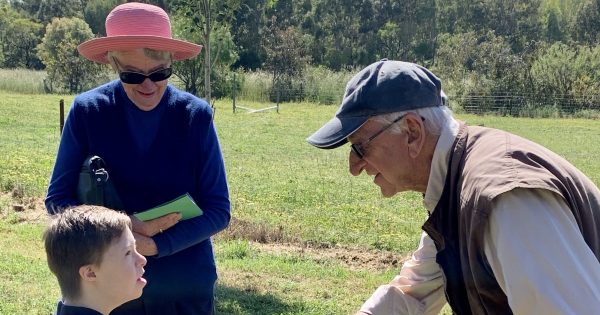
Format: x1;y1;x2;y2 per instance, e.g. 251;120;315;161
78;2;202;64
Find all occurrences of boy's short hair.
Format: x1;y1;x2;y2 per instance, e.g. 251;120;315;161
43;205;131;300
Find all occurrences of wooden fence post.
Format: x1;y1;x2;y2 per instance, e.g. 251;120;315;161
59;99;64;135
232;72;237;113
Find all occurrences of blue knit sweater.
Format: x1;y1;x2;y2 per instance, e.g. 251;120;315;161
46;80;230;314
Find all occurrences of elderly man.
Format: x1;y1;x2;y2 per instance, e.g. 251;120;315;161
307;60;600;314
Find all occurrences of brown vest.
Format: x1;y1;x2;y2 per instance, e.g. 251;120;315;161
422;124;600;315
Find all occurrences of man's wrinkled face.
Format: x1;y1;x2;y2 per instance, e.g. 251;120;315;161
348;115;426;196
349;148;398;197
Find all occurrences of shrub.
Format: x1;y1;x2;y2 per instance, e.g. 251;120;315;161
37;17;108;93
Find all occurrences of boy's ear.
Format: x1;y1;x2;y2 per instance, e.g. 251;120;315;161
79;264;98;282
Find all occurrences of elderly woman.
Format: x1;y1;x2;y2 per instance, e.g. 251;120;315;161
45;3;230;315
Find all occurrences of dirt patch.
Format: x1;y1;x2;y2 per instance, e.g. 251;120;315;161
2;196;409;271
0;188;48;223
218;217;294;243
250;241;407;271
218;217;408;271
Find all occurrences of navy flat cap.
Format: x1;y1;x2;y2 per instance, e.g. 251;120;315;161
307;60;444;149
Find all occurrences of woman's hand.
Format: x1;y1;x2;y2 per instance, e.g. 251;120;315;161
130;212;181;237
133;232;158;256
130;213;181;256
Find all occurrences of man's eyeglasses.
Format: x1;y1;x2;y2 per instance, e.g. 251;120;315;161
350;114;407;160
112;57;172;84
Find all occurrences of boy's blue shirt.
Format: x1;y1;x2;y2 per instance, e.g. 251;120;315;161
55;301;102;315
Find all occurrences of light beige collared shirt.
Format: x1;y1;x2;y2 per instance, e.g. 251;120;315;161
359;120;600;314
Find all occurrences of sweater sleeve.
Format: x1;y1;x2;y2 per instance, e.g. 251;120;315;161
484;188;600;314
359;231;447;315
45;101;86;214
152;112;230;257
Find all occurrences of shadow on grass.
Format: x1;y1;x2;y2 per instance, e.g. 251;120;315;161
216;285;301;315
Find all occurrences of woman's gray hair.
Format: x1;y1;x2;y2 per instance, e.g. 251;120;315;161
372;105;457;136
107;48;173;68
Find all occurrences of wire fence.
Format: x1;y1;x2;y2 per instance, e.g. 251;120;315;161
455;93;600;117
4;89;600;198
231;78;600;118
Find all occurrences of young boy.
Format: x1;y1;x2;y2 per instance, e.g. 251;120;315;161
44;205;147;315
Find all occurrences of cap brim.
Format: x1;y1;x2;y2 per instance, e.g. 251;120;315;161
306;116;368;149
78;36;202;64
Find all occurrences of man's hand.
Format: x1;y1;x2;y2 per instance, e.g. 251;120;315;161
130;212;181;237
133;232;158;256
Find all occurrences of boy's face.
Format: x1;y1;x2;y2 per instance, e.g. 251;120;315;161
94;227;147;306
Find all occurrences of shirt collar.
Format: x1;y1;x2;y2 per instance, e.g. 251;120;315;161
423;118;460;212
56;301;104;315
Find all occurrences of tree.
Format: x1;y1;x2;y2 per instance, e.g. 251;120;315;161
231;0;266;70
377;21;405;61
531;42;600;111
539;0;567;43
173;0;241;101
377;0;437;63
37;17;105;93
172;12;238;97
436;0;542;53
544;8;564;42
310;0;369;69
3;17;44;69
207;25;240;98
434;32;479;79
83;0;123;36
572;0;600;45
571;44;600;105
11;0;85;24
531;43;579;98
436;0;487;35
171;11;203;96
434;31;530;104
263;17;310;101
0;4;44;69
265;0;295;27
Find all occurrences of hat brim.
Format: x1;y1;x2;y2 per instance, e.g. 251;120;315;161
306;115;368;149
78;36;202;64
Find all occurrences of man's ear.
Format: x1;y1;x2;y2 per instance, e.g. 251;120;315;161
79;264;98;282
404;114;425;158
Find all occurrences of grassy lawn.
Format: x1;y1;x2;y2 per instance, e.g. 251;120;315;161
0;219;57;314
1;91;599;314
0;219;398;315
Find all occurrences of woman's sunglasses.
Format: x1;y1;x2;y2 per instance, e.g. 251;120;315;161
118;68;173;84
111;56;173;84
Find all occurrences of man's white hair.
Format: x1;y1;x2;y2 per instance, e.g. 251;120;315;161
372;105;458;136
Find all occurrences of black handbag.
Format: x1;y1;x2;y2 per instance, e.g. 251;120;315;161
77;155;124;210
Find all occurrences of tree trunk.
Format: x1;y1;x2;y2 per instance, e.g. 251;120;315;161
202;0;212;102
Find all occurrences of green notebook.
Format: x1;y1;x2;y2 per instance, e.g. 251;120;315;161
133;193;203;221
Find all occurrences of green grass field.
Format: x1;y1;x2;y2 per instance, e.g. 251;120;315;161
0;69;47;95
1;91;599;314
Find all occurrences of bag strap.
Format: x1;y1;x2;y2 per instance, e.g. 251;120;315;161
88;156;109;206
